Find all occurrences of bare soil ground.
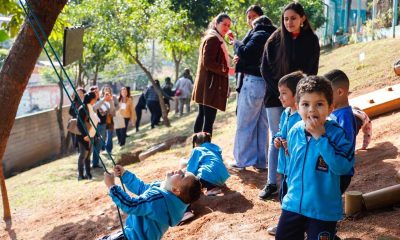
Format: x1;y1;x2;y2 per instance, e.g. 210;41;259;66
1;104;399;240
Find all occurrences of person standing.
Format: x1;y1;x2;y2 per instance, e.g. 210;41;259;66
175;70;193;116
76;92;99;180
259;2;320;199
135;92;147;132
230;15;277;171
92;85;114;167
234;5;264;94
162;77;174;114
145;80;163;129
116;87;136;147
192;13;234;136
68;87;86;152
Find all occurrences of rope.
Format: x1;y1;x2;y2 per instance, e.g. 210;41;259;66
19;1;127;238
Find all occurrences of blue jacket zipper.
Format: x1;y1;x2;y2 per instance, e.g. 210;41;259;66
299;136;310;213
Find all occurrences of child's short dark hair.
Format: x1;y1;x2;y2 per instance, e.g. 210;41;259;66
296;76;333;105
278;71;306;95
179;175;202;204
323;69;350;90
192;132;211;148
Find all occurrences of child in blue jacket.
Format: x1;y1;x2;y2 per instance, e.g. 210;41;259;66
259;71;304;202
324;69;357;193
264;71;304;236
179;132;230;223
276;76;355;240
184;132;230;196
102;165;202;240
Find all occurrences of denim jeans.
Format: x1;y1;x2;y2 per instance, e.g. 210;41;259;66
233;75;268;168
266;106;284;184
92;123;106;167
178;98;191;116
105;129;114;153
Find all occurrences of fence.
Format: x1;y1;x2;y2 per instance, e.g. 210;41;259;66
2;94;171;177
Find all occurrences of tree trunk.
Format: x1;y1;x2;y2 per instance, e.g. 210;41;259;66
77;61;84;86
0;0;68;221
56;71;66;156
122;46;171;127
93;63;99;86
172;48;182;82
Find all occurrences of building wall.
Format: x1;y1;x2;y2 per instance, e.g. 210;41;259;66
3;94;172;177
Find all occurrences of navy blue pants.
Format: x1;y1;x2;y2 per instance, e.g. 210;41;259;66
276;210;337;240
279;174;288;204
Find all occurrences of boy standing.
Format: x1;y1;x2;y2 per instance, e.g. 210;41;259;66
324;69;357;193
276;76;355;239
263;71;304;236
102;166;202;240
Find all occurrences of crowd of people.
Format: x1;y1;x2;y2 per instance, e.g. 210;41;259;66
67;2;375;239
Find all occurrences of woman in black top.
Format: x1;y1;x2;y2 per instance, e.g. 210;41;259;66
259;2;320;200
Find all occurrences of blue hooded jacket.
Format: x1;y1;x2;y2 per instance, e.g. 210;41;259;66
282;120;355;221
275;107;302;175
109;171;188;240
186;142;230;186
330;106;357;176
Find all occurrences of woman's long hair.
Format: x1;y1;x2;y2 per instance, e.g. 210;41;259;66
272;2;314;79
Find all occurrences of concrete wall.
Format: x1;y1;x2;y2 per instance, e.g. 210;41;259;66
2;94;173;177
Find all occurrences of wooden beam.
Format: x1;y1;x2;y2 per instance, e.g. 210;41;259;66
350;84;400;118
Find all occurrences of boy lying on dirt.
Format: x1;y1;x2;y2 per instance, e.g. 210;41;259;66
101;165;202;240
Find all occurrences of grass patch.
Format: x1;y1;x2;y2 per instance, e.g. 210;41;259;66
319;38;400;93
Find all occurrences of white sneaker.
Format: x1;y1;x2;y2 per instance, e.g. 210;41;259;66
228;161;245;171
206;187;222;196
180;211;195;223
267;225;277;236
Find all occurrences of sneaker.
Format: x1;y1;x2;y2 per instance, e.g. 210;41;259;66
92;165;102;169
86;174;93;180
206;187;222;196
267;225;277;236
180;211;195;223
259;184;278;200
228;161;245;171
78;175;86;181
253;166;267;173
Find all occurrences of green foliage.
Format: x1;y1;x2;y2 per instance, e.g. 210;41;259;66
0;0;24;39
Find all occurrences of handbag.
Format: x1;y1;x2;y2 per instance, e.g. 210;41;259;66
67;118;92;135
67;118;81;135
175;88;182;97
113;111;126;129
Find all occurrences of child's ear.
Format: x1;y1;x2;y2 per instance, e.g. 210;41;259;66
328;104;334;114
172;186;181;196
337;88;345;96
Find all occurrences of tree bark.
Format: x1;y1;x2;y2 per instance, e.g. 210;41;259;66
56;71;66;156
122;46;171;127
93;63;99;85
172;48;182;82
0;0;68;220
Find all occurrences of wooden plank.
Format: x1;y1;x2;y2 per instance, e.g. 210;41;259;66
350;83;400;118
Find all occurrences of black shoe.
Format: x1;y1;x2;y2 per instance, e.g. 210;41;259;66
259;184;278;200
78;175;86;181
86;173;93;180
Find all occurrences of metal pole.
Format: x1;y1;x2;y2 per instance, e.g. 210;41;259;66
344;0;350;33
393;0;399;38
324;1;330;45
356;0;361;33
372;0;377;20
